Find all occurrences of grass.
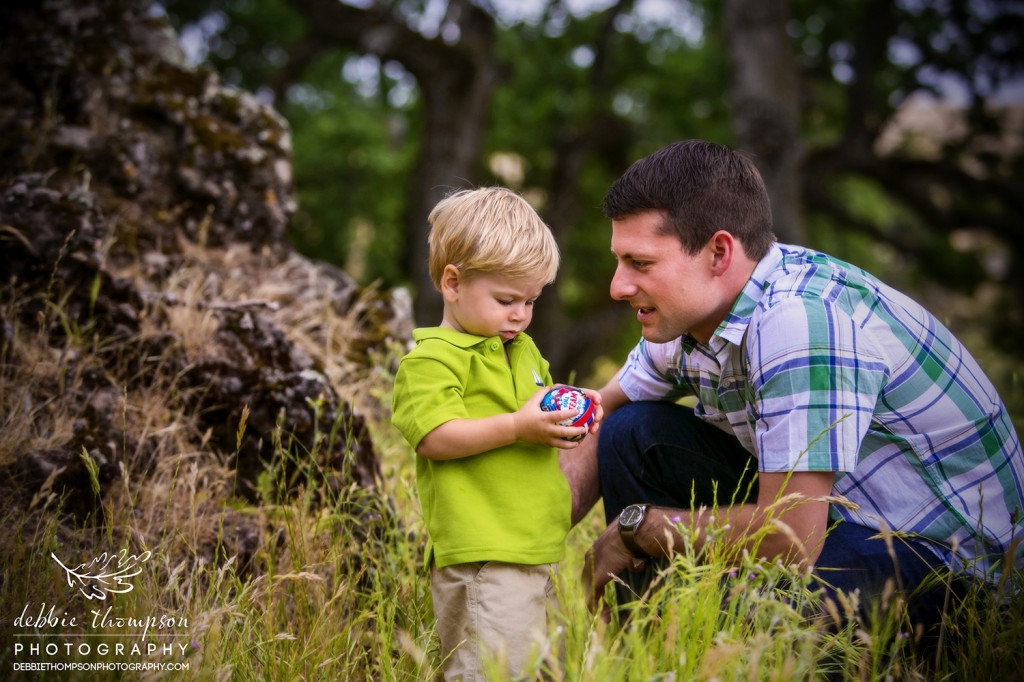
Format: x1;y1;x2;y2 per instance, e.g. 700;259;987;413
2;263;1023;681
4;392;1022;680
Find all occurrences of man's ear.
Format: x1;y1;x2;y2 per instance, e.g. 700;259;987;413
708;231;734;276
439;264;461;301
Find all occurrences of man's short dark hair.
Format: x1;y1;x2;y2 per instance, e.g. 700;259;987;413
602;140;776;261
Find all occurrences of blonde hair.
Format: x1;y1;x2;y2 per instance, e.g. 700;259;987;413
427;187;560;290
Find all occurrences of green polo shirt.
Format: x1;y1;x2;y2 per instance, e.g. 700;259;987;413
391;327;572;568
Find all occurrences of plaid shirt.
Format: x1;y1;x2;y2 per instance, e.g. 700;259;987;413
617;243;1023;583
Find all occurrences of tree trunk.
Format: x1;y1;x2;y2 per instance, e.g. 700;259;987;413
284;0;499;326
405;7;499;326
722;0;805;245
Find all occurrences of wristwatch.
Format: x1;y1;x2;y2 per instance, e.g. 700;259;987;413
618;503;651;556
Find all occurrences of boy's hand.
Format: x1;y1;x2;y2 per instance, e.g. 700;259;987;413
512;387;589;448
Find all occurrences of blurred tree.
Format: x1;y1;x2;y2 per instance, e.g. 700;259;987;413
161;0;1023;394
723;0;805;243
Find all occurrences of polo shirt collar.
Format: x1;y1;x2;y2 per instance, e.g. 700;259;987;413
413;327;530;349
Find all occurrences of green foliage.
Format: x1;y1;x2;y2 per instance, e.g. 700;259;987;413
284;50;417;285
162;0;1023;395
164;0;306;89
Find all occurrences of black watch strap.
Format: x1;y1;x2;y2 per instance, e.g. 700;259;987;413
618;503;650;556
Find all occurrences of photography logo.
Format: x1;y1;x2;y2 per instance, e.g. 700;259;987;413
9;548;192;674
50;549;152;600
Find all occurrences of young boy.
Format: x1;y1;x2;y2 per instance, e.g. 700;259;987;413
391;187;599;681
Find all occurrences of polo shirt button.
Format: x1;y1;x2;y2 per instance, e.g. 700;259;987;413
490;341;500;351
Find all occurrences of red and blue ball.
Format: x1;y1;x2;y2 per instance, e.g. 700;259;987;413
540;386;596;441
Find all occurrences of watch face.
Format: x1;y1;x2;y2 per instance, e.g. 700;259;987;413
620;504;644;527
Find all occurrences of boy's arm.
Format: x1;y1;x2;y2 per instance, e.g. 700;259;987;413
416;387;587;460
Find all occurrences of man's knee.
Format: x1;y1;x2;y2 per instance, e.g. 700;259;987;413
598;401;690;464
597;401;648;464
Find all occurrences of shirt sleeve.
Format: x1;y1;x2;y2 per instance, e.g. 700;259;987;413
616;338;687;401
748;297;887;473
392;352;470;449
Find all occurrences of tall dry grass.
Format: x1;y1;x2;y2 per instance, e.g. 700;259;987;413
1;257;1022;681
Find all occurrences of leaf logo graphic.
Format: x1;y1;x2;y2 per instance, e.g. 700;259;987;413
51;549;153;600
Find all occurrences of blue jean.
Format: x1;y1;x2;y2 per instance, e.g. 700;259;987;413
598;401;968;642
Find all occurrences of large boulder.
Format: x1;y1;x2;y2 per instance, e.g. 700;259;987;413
0;0;412;566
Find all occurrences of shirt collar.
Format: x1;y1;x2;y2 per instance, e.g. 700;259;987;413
413;327;530;349
682;243;784;351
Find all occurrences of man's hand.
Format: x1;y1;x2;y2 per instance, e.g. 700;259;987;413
578;386;604;438
581;472;835;619
582;519;646;620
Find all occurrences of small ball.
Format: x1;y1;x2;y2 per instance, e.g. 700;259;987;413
540;386;596;441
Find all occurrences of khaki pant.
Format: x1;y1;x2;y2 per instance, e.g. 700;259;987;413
430;561;555;681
